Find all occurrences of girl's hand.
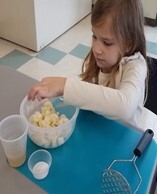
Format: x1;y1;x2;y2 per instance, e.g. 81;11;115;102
27;77;66;101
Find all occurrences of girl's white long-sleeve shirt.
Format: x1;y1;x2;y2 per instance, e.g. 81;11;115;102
63;52;157;142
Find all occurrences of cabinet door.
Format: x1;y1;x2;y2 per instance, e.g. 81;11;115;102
142;0;157;19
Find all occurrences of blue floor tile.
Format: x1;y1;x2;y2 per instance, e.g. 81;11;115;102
69;44;90;59
36;47;67;65
0;50;32;69
146;41;157;55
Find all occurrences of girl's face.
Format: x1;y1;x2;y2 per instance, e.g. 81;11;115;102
92;16;122;73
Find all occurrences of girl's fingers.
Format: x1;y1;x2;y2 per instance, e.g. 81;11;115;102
37;89;49;100
27;77;65;101
35;94;44;101
27;84;44;101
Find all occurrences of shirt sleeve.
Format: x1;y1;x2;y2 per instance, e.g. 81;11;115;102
63;58;147;121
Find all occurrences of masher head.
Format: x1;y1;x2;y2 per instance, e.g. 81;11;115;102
102;169;132;194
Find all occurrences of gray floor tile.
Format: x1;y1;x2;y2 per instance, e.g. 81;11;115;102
0;50;32;69
69;44;90;59
36;47;67;65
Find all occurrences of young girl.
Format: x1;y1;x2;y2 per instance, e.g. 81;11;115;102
28;0;157;141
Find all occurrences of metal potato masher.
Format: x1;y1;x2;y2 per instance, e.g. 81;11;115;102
102;129;154;194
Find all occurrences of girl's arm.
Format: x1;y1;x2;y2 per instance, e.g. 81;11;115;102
63;60;147;120
27;59;147;121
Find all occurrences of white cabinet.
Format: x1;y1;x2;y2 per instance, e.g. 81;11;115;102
142;0;157;20
0;0;92;51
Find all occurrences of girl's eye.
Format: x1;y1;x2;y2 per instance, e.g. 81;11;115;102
104;42;113;46
92;34;97;39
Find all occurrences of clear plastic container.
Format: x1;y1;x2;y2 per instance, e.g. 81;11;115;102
28;149;52;180
20;96;79;148
0;115;28;167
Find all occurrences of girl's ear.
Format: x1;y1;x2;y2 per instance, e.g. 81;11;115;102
125;42;132;54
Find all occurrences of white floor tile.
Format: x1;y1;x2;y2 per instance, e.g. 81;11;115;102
48;65;81;79
55;54;83;77
17;56;82;81
17;58;55;81
144;25;157;43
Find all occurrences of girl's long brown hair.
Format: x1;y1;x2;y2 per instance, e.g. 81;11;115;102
80;0;147;89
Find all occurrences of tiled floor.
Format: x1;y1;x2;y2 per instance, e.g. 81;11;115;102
0;15;91;81
0;14;157;82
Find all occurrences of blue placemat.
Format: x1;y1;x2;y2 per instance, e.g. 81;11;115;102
17;110;157;194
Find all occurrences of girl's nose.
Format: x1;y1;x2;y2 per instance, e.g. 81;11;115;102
93;41;103;55
96;48;102;54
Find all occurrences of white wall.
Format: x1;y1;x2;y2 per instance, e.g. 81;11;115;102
142;0;157;19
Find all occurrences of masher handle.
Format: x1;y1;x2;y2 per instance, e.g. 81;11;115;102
134;129;154;157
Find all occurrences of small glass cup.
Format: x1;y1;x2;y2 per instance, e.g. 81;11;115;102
0;115;28;167
28;149;52;180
